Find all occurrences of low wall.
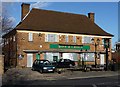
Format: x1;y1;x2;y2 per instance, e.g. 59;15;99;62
0;55;4;75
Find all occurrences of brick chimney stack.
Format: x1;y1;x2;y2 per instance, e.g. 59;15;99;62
21;3;30;20
88;12;95;22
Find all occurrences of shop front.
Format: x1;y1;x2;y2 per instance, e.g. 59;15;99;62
23;44;106;67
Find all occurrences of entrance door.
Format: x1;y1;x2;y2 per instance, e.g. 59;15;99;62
27;53;33;67
100;54;105;65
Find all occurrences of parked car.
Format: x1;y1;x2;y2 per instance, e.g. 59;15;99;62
32;59;56;73
79;64;105;72
55;59;75;68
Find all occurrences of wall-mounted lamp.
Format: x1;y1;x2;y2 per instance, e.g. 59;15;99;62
40;45;42;48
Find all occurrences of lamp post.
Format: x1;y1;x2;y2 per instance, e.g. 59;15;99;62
91;38;100;68
104;39;109;71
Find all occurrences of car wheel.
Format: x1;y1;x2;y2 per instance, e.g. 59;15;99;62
86;67;90;71
39;69;43;74
32;67;35;71
69;64;73;68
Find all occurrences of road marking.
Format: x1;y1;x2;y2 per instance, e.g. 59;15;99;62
92;84;97;87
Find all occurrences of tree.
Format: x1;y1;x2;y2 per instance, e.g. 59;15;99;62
0;3;15;54
1;11;15;34
1;3;15;34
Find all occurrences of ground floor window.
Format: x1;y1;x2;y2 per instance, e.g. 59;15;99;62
80;53;95;61
44;52;96;62
44;53;60;62
62;53;78;61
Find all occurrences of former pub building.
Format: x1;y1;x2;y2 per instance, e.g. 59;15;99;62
2;3;113;68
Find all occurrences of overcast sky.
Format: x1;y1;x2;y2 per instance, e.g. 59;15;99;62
1;2;119;48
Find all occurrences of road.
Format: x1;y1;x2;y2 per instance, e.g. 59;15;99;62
2;75;120;87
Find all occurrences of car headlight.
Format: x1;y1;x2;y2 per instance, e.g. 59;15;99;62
43;67;47;69
53;67;55;69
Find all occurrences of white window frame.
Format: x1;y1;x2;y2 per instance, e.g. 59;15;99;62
13;36;15;41
45;34;59;42
28;33;33;41
65;35;69;42
73;36;76;43
82;36;92;44
6;39;8;44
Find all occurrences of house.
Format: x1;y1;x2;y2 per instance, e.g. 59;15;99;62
112;42;120;62
2;3;113;68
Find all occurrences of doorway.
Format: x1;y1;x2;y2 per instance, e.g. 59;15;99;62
100;54;105;65
27;53;33;67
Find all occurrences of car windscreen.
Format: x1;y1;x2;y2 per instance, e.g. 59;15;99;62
39;60;51;65
43;61;51;65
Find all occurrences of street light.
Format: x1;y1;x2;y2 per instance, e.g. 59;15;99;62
91;38;100;68
104;39;109;71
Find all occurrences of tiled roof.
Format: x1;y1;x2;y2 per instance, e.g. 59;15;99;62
16;8;113;36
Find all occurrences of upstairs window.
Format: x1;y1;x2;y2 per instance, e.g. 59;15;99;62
13;36;15;41
45;34;59;42
65;35;69;42
6;39;8;44
82;36;92;44
28;33;33;41
73;36;76;43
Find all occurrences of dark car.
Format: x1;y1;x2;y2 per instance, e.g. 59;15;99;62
32;59;56;73
55;59;75;68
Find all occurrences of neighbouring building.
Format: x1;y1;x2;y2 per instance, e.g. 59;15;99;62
112;42;120;62
2;3;113;68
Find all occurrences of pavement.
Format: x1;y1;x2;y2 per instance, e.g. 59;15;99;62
2;68;120;85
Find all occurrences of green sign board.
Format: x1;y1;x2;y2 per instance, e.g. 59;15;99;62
50;44;90;50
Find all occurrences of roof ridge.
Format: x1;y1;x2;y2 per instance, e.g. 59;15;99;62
32;8;86;17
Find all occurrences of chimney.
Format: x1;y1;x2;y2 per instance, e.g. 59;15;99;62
88;12;95;22
21;3;30;20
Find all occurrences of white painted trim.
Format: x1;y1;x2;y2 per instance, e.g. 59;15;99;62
17;30;112;38
22;11;30;21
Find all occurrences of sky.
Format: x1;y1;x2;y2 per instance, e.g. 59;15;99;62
1;2;119;48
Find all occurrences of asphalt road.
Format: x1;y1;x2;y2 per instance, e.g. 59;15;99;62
2;75;120;87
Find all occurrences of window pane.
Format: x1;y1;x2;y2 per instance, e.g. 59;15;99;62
65;35;69;42
80;53;95;61
45;34;48;42
46;34;59;42
82;36;92;44
73;36;76;43
28;33;33;41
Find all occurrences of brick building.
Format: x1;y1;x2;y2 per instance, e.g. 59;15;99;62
112;42;120;62
2;3;113;68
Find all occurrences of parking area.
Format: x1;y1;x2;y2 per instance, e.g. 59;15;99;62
2;67;120;85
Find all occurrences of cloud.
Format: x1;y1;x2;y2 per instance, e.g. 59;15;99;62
31;2;51;9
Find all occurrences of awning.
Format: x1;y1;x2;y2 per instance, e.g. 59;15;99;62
23;49;109;53
23;50;39;53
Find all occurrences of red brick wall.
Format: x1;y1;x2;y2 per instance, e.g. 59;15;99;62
3;30;112;67
16;30;112;67
2;30;17;67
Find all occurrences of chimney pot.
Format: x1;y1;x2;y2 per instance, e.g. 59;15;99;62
88;12;95;22
21;3;30;20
